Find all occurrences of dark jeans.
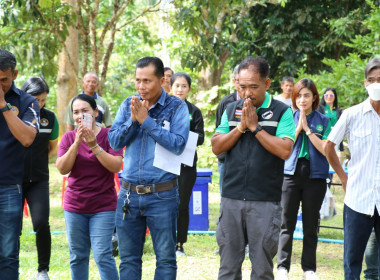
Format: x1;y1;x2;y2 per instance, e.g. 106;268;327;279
364;230;379;280
0;184;23;280
277;159;327;272
22;180;51;272
344;205;380;280
177;164;197;244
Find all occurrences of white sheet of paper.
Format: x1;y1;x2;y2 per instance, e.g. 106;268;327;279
153;131;199;175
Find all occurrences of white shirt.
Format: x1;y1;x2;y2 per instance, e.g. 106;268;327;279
328;98;380;215
274;95;293;109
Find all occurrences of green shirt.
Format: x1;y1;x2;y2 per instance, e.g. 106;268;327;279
50;113;59;140
298;118;332;159
216;93;295;141
324;106;338;127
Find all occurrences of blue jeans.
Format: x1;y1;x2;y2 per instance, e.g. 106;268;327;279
116;185;179;280
344;204;380;280
0;185;22;280
64;210;119;280
364;230;379;279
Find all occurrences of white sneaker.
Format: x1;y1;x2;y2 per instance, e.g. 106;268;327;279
276;268;288;280
36;270;50;280
303;270;319;280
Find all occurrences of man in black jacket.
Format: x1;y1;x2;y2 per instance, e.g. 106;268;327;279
215;64;243;191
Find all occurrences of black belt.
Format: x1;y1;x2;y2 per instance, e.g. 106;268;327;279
122;179;177;194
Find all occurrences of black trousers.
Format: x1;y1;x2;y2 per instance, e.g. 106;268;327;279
22;180;51;272
277;159;327;272
177;164;197;244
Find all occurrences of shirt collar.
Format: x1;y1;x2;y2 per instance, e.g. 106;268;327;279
9;82;21;96
362;97;376;115
257;92;271;111
138;88;166;109
80;91;98;99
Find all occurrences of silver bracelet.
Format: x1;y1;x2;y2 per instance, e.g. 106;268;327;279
90;143;99;150
95;147;104;156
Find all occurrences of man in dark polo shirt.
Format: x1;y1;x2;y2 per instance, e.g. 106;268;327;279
0;49;40;279
212;56;295;279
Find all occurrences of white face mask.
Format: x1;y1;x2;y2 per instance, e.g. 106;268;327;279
366;82;380;101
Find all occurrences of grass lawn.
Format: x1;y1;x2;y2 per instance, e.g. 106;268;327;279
19;163;362;279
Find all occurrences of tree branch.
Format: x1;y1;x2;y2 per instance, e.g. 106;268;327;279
116;0;162;31
7;28;51;39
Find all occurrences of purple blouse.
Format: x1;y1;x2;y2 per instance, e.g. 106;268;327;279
58;127;123;213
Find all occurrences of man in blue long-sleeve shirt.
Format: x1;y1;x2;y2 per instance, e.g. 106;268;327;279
108;57;189;280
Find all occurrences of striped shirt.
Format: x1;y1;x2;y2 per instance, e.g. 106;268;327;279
328;98;380;215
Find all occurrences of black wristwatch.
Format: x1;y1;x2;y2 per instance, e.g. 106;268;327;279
0;103;12;113
252;125;263;137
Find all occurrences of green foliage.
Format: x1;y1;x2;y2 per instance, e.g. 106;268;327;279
302;0;380;108
0;0;74;80
248;0;369;89
298;54;367;108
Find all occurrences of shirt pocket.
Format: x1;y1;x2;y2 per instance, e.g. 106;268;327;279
351;128;372;149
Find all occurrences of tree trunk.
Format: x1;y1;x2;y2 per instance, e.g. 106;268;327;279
56;7;79;136
199;49;230;91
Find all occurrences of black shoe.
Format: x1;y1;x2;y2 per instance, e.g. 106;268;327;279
176;243;185;257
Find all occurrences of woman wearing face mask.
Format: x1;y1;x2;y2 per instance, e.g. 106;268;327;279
276;78;331;280
21;77;59;280
171;72;204;256
56;94;123;280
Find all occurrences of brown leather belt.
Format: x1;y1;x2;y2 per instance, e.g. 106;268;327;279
122;179;177;194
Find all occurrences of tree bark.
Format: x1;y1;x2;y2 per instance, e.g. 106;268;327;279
199;49;231;90
57;0;79;136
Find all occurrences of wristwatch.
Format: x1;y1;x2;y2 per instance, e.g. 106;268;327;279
0;103;12;113
252;125;263;137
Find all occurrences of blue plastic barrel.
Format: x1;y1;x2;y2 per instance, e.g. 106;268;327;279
188;168;212;231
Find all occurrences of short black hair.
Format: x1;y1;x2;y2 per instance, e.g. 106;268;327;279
136;57;164;79
170;72;192;88
21;77;50;96
238;57;270;80
0;49;17;72
71;94;97;111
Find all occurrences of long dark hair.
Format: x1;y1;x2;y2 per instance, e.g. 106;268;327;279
320;87;338;109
